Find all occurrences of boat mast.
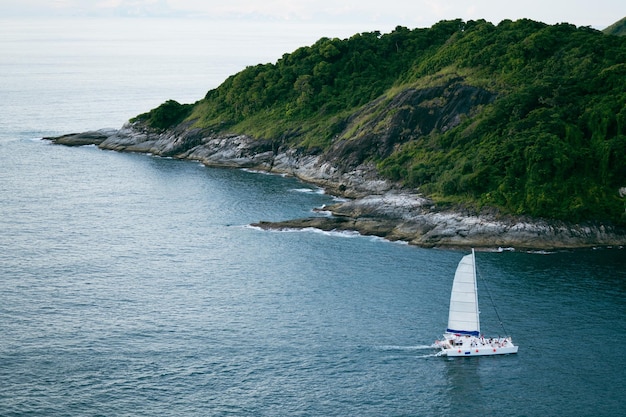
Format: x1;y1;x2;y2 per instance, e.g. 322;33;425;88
474;250;509;335
471;248;480;335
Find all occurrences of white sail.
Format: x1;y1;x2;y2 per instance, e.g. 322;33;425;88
446;249;480;336
435;249;518;356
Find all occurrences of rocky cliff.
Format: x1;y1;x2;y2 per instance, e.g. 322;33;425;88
43;19;626;250
45;110;626;251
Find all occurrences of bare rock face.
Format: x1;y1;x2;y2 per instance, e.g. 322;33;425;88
323;82;496;170
97;122;204;156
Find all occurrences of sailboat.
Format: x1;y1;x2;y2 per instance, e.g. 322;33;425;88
434;249;518;357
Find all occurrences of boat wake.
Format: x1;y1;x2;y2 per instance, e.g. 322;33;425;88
415;352;442;358
376;344;435;351
373;345;440;359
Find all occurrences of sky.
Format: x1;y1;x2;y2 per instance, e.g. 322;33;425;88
1;0;624;30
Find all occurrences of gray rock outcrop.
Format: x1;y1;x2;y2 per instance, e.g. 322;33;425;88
44;122;626;250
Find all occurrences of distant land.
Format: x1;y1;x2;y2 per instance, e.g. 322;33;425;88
48;18;626;249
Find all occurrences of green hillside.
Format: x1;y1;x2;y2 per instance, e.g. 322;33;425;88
134;19;626;226
603;16;626;36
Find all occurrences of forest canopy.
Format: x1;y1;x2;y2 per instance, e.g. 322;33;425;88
135;18;626;225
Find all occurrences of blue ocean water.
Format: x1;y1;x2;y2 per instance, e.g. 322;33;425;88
1;18;625;416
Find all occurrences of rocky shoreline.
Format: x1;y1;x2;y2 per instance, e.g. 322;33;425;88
45;124;626;251
251;193;625;250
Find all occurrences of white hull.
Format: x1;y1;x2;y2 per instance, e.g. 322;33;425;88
435;334;518;357
440;345;519;357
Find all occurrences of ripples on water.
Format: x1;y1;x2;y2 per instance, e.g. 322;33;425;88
1;140;624;416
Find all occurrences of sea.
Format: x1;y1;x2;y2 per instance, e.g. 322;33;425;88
1;17;625;416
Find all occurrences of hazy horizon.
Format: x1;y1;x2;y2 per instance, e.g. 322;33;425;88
1;0;624;30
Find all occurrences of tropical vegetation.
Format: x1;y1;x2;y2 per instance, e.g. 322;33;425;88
132;18;626;225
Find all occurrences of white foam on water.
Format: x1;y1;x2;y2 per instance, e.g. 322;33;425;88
312;209;333;217
290;187;325;195
375;344;437;351
241;168;289;177
244;225;361;239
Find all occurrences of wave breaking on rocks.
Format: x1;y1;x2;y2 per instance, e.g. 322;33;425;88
44;123;626;250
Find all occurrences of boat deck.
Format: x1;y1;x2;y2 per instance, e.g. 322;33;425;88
435;335;518;357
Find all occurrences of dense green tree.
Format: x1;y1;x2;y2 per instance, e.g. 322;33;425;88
131;100;192;131
137;19;626;225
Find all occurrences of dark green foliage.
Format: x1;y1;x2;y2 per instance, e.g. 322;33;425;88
189;22;462;131
376;20;626;225
138;19;626;225
131;100;192;131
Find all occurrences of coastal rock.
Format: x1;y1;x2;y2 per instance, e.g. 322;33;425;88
43;129;116;146
45;123;626;250
182;134;276;168
98;122;205;156
253;193;626;250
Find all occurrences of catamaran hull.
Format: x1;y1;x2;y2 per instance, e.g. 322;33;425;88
434;334;518;357
441;345;519;357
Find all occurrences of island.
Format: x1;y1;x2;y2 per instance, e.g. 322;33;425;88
46;18;626;250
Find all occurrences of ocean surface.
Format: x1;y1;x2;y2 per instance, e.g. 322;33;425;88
1;18;625;416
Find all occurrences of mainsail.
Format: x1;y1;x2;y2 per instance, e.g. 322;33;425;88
446;249;480;336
